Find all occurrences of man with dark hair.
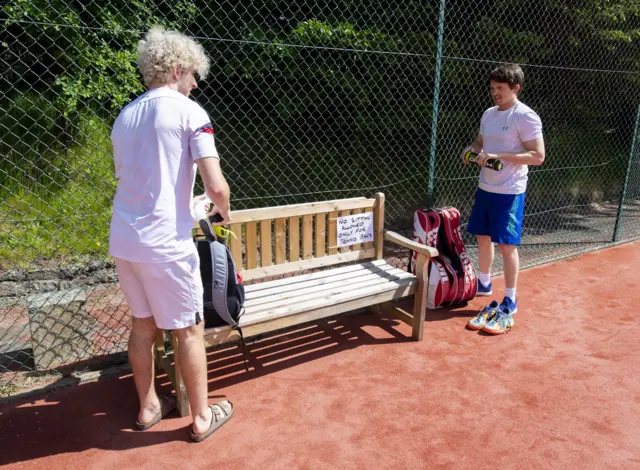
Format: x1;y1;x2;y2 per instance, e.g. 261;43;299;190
461;63;545;334
489;63;525;89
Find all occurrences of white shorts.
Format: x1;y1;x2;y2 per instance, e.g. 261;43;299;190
115;253;204;330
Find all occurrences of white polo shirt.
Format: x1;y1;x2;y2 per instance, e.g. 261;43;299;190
109;87;219;263
478;101;543;195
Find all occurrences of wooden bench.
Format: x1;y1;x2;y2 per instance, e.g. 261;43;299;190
154;193;438;416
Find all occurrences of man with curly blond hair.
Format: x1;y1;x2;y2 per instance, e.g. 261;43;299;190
109;27;233;442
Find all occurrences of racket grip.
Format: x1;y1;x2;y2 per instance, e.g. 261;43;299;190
464;151;503;171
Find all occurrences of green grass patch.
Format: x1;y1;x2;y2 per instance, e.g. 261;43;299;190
0;112;115;270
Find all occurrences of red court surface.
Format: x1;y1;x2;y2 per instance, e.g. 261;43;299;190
1;241;639;469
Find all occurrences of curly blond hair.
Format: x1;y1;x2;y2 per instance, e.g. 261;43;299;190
137;27;210;87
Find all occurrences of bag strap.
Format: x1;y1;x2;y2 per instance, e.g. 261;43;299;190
209;241;234;325
209;238;249;371
199;218;249;371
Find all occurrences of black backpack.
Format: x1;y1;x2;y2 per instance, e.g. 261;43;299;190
196;218;248;369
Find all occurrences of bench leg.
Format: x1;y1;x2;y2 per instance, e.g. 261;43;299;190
170;332;190;417
155;330;176;386
154;330;190;416
412;254;429;341
154;330;165;371
377;302;413;327
367;305;381;316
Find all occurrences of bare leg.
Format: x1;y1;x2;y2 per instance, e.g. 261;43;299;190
477;235;494;276
499;244;519;290
128;316;161;424
174;322;213;435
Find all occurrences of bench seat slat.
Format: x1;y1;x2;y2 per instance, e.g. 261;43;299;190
245;259;388;292
202;281;416;348
204;261;417;339
244;274;414;324
245;262;398;300
245;270;415;315
244;266;413;309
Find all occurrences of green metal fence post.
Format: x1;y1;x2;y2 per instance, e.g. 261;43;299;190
613;104;640;242
427;0;446;208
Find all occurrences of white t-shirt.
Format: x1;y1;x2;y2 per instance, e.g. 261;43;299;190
478;101;543;195
109;87;219;263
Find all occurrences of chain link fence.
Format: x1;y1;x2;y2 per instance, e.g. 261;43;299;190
1;0;639;396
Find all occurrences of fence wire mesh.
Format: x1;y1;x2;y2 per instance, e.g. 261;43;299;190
1;0;639;395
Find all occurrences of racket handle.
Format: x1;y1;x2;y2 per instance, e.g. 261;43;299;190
464;151;503;171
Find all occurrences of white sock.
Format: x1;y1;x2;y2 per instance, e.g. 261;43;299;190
505;288;516;302
479;272;491;287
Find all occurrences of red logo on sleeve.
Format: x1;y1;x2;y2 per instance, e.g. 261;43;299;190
195;123;215;135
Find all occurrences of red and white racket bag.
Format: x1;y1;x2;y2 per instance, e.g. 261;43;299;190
412;207;478;309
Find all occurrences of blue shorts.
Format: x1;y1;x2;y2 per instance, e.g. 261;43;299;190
467;188;525;246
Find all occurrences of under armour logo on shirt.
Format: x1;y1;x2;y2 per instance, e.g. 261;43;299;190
503;126;509;131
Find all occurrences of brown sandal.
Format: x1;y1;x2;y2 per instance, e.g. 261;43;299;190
189;400;234;443
135;395;178;431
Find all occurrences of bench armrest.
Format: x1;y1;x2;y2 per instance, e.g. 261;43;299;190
384;230;438;258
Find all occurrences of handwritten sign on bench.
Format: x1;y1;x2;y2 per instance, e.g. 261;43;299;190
337;212;374;247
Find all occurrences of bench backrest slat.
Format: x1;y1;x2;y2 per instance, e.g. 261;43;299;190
196;194;385;282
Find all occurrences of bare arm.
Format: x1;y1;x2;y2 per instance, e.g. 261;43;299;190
461;134;483;163
498;137;545;166
195;157;231;223
469;134;483;154
477;137;545;167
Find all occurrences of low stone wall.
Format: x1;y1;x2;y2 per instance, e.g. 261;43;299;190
0;263;130;372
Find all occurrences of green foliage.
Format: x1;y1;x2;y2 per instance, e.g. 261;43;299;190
0;94;73;191
1;0;639;268
3;0;198;113
0;113;115;269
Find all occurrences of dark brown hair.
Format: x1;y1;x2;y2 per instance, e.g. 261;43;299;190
489;64;524;89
